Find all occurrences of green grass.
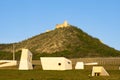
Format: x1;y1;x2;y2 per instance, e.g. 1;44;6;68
0;70;120;80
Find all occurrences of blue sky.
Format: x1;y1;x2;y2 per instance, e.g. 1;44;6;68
0;0;120;50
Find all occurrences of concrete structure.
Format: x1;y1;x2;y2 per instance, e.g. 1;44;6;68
75;62;84;69
75;62;98;70
92;66;109;76
84;62;98;65
40;57;72;70
56;21;69;28
19;49;33;70
0;60;17;68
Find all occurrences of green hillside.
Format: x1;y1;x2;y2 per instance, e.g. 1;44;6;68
0;25;120;59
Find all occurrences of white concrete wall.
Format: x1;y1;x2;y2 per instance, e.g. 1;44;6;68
92;66;109;76
0;60;17;68
19;49;33;70
75;62;84;69
40;57;72;70
64;58;72;70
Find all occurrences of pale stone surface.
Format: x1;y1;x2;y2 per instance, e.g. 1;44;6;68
75;62;84;69
92;66;109;76
56;21;69;29
84;62;98;65
19;49;33;70
0;60;17;68
40;57;72;70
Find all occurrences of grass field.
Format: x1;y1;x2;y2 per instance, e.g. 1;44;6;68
0;58;120;80
0;70;120;80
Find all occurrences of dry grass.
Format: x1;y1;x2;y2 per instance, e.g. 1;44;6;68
0;70;120;80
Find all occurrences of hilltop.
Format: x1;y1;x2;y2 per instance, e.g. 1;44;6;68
0;21;120;59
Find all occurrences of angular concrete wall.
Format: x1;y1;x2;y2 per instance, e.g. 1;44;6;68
92;66;109;76
40;57;72;70
0;60;17;68
19;49;33;70
75;62;84;69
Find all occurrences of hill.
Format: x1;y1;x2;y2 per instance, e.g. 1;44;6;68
0;22;120;59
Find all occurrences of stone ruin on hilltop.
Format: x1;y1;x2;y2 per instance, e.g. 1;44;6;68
56;21;69;28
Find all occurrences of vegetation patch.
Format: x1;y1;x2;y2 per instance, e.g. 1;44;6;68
0;70;120;80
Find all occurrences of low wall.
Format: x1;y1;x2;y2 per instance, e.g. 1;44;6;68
71;57;120;70
33;57;120;70
0;58;120;70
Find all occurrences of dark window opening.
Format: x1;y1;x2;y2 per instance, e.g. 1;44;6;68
68;62;70;64
94;73;100;76
58;63;61;66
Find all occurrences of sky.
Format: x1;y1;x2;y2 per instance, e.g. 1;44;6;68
0;0;120;50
